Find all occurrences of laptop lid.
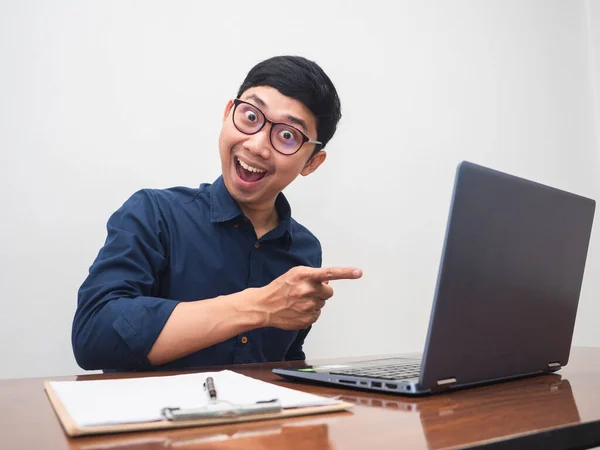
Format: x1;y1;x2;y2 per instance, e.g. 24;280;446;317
419;161;595;391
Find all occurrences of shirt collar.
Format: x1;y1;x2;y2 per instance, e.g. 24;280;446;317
208;176;294;241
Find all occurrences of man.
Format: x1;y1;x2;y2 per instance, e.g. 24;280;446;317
72;55;362;372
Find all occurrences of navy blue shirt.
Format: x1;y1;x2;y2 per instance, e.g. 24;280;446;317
72;176;322;371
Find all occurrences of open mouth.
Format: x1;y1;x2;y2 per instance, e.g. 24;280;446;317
235;157;268;183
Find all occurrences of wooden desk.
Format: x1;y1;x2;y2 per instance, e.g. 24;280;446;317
3;347;600;450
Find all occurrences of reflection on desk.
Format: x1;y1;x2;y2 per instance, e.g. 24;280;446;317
67;419;335;450
334;374;580;448
422;375;580;448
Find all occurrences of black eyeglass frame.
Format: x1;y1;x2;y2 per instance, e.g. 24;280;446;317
232;98;322;156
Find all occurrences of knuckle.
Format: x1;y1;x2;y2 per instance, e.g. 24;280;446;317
287;266;301;279
297;284;313;298
287;266;302;279
296;266;311;277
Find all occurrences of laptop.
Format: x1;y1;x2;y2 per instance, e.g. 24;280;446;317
273;161;596;395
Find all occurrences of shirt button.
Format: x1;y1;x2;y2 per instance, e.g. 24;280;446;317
254;242;260;249
241;336;248;344
233;223;239;228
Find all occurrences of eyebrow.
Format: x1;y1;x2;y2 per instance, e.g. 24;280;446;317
244;94;309;134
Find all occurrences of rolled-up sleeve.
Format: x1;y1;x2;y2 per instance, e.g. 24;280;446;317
72;190;179;371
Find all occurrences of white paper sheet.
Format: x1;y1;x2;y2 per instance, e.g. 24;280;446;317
49;370;339;428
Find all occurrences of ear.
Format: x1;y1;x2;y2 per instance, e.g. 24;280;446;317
300;151;327;176
222;100;234;122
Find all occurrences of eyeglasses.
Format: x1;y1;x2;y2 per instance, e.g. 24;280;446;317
231;99;322;156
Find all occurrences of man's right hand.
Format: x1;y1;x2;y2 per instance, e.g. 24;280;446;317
256;266;363;330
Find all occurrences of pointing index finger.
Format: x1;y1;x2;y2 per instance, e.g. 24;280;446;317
306;267;363;283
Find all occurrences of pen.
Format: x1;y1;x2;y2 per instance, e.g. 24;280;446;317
204;376;217;401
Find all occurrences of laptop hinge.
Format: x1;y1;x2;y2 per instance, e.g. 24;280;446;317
436;377;457;386
548;362;561;370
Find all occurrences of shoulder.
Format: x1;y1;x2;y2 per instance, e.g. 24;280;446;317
106;185;213;246
121;184;211;213
111;184;212;227
289;218;322;267
134;185;208;205
289;219;321;246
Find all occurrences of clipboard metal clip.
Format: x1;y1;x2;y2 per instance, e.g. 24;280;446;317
161;399;282;421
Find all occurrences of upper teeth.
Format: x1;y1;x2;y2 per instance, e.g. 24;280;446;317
238;158;265;173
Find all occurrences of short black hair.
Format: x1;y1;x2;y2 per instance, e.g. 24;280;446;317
236;56;341;150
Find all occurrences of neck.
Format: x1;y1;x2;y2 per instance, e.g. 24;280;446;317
239;200;280;239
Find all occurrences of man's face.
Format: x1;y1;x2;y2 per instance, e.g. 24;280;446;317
218;86;326;209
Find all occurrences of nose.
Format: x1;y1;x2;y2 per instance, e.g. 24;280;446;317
243;125;273;160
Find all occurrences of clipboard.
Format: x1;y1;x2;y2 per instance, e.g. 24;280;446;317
44;378;353;437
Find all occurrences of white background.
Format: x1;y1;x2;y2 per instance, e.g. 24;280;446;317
1;0;599;379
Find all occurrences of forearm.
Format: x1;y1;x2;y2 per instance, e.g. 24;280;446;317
147;288;266;366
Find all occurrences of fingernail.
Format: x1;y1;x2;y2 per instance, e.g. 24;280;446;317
352;269;362;277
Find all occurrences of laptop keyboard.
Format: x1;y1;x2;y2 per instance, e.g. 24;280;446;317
330;363;421;380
